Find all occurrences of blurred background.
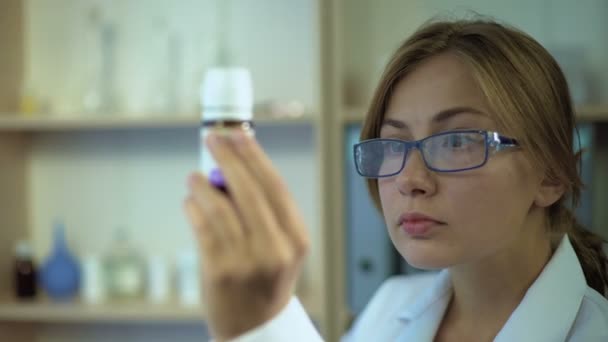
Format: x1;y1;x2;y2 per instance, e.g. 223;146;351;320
0;1;606;341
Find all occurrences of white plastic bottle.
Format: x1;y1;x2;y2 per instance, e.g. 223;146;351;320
82;254;106;304
199;67;254;191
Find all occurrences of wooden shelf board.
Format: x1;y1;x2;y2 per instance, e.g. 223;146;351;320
576;105;608;122
0;299;201;323
342;105;608;124
342;107;367;124
0;293;321;324
0;113;317;132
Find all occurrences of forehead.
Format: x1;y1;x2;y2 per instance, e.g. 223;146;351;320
384;53;491;123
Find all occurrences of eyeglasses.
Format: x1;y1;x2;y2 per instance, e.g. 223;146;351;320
353;130;519;178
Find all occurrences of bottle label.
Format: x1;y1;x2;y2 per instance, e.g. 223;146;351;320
200;127;218;179
199;120;254;190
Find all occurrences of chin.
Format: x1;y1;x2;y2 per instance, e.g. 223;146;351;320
395;241;457;270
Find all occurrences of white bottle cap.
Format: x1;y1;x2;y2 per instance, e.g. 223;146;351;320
15;240;33;259
200;67;253;121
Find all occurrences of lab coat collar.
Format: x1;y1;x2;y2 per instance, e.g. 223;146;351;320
493;235;586;341
397;269;452;322
395;269;452;341
395;235;586;341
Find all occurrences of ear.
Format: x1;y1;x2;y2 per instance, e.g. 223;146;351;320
534;177;566;208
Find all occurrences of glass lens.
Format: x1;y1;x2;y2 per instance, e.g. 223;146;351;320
422;131;487;170
355;140;405;177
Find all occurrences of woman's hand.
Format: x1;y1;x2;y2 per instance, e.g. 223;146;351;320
183;130;310;341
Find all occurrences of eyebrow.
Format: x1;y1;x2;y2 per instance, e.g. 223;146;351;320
381;106;486;129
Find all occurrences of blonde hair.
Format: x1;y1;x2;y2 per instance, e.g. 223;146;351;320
361;18;608;295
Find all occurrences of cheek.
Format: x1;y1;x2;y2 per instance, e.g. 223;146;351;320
378;178;397;213
444;167;536;241
448;179;501;221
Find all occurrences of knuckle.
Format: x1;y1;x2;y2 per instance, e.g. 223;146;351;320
273;180;291;199
209;264;245;285
273;246;296;268
238;186;259;206
253;247;293;274
293;234;311;257
206;200;230;218
212;272;239;287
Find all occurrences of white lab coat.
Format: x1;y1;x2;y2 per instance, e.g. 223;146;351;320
230;235;608;341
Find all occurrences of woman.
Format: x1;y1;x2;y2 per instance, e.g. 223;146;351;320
184;19;608;341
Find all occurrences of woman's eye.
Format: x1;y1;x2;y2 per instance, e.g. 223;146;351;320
441;133;484;150
391;144;405;153
383;142;404;155
450;136;464;147
443;134;469;148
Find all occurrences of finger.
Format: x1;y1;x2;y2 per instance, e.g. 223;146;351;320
205;133;287;246
183;195;248;282
188;172;245;245
183;196;214;251
227;131;310;253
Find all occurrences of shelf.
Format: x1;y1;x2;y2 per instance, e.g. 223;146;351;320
0;113;317;132
342;107;367;124
0;293;322;324
0;298;204;324
341;105;608;124
576;105;608;122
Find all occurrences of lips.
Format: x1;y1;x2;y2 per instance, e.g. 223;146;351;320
398;212;445;236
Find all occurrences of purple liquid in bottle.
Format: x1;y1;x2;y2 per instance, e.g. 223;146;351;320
200;120;253;194
209;168;228;193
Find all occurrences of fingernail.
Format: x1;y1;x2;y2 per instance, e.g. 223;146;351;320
188;173;201;188
184;199;202;227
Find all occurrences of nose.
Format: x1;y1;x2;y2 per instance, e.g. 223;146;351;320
394;149;437;197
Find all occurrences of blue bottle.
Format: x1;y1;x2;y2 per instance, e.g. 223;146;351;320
40;221;81;301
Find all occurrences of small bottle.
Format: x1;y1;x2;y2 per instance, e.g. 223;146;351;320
146;255;170;304
82;254;106;304
200;67;254;191
39;221;81;301
176;248;201;307
103;228;146;301
14;240;38;299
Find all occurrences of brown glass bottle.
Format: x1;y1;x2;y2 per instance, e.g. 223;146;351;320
14;241;37;299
